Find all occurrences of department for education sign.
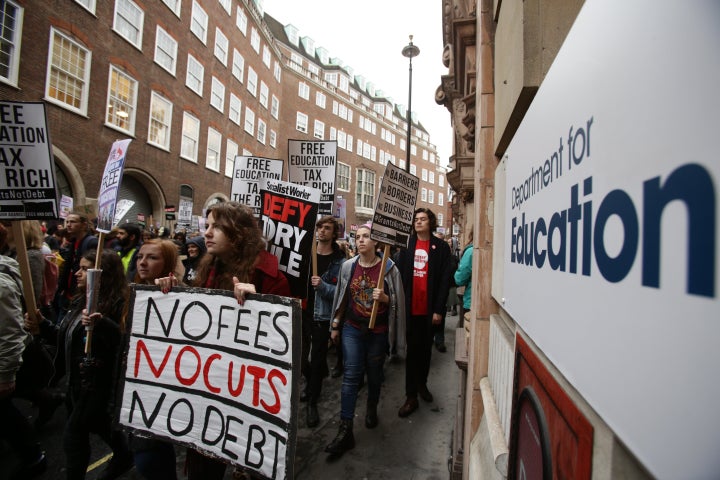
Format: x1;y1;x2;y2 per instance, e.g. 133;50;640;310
498;1;718;478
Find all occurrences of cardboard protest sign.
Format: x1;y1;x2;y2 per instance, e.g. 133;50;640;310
0;101;58;219
59;195;73;218
259;179;320;298
113;199;135;226
178;197;193;227
96;139;131;233
371;162;419;248
117;286;300;480
287;140;337;215
231;156;284;216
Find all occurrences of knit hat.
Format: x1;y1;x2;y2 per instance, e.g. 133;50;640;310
186;236;206;254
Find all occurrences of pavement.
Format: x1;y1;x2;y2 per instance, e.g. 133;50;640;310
1;313;461;480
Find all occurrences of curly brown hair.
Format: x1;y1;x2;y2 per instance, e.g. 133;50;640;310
194;202;265;290
79;249;130;331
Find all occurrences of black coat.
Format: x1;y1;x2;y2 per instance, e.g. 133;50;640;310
396;235;453;317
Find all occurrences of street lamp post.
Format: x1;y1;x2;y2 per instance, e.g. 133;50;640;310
402;35;420;173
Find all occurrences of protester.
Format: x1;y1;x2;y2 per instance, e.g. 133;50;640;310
129;238;182;480
55;212;98;322
395;208;453;418
302;216;346;427
0;221;47;479
115;223;143;281
154;201;291;479
29;249;132;480
181;236;206;285
324;224;405;457
454;227;474;320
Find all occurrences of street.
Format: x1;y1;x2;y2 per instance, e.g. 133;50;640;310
1;314;461;480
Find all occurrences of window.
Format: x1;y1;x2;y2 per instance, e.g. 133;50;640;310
262;45;271;68
421;188;427;202
113;0;143;48
228;93;241;125
438;213;444;227
439;175;445;187
316;92;326;109
259;81;268;108
186;54;204;95
290;53;303;72
411;144;417;156
45;28;91;114
273;61;282;82
421;168;428;181
329;127;336;141
250;27;260;53
148;92;172;150
210;77;225;112
257;119;266;144
270;95;279;119
75;0;96;13
190;1;208;44
429;172;435;184
325;72;337;86
218;0;231;15
0;0;23;85
356;169;375;209
180;112;200;162
313;120;324;139
161;0;180;16
106;65;137;133
154;26;177;75
337;131;346;150
296;112;308;133
428;190;434;204
410;164;417;175
225;138;238;177
247;67;257;96
206;127;221;171
337;162;350;191
298;82;310;100
244;107;255;134
269;130;277;148
232;50;244;82
235;7;247;35
214;28;228;65
438;193;444;206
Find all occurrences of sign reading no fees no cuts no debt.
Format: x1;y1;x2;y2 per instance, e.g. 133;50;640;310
287;140;337;216
230;156;284;216
0;101;58;220
118;286;301;480
371;162;419;248
498;1;719;478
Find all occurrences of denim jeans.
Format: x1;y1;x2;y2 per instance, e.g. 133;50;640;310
340;323;388;421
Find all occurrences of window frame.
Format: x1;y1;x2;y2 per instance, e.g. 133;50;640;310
205;127;222;172
0;0;24;86
112;0;144;49
190;0;208;44
180;111;200;162
147;91;173;151
44;28;92;114
105;64;138;134
154;25;177;75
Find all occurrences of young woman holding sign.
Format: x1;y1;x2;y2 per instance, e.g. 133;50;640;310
155;201;291;479
325;224;405;457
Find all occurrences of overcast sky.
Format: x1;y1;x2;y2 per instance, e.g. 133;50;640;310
263;0;453;168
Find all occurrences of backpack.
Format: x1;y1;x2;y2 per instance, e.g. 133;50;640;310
40;254;60;306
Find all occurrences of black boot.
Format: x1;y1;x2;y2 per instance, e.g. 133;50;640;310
365;402;378;429
325;419;355;455
307;402;319;428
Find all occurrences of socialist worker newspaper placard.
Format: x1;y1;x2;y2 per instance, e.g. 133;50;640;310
287;140;336;216
117;286;301;480
230;156;284;216
0;101;58;220
259;179;320;298
371;162;419;248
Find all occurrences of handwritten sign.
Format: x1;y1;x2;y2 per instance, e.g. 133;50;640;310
287;140;336;216
0;101;58;219
117;286;300;480
96;139;131;233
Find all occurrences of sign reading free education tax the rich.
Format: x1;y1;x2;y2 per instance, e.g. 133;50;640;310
498;1;719;478
287;140;336;216
231;156;284;216
117;286;300;480
371;162;419;248
0;101;58;219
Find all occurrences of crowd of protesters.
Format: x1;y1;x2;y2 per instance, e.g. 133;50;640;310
0;205;466;478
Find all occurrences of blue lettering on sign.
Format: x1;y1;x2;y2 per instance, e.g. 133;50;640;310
510;163;716;297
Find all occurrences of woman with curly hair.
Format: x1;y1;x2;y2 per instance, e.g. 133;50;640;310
155;201;291;479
